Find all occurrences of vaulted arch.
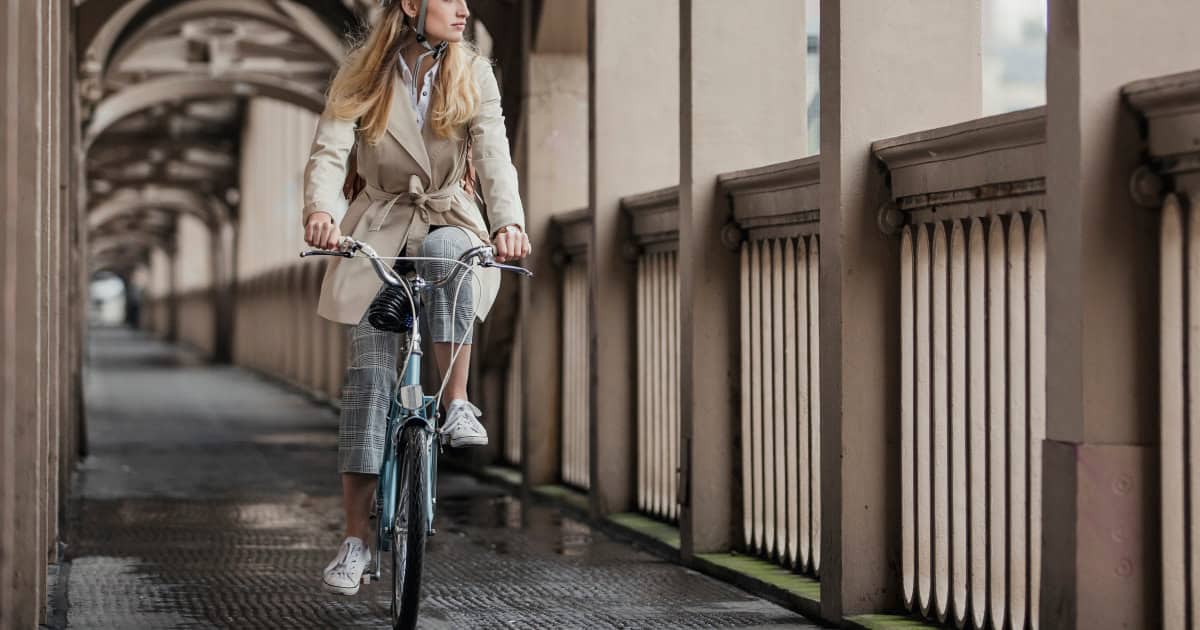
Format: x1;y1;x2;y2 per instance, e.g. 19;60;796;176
89;185;232;230
86;75;325;146
103;0;346;84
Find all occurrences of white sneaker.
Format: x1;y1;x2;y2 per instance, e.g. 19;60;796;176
441;399;488;448
322;536;371;595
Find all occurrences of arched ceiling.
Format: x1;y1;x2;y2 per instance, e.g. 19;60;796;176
80;0;358;267
79;0;525;274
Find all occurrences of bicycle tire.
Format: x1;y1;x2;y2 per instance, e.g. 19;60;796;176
390;425;429;630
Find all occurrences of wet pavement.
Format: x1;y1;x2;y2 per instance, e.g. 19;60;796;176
59;327;816;629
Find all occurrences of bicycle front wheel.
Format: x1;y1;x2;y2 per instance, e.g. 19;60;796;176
390;425;429;630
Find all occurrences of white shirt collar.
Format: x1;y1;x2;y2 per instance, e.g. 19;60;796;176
399;56;440;130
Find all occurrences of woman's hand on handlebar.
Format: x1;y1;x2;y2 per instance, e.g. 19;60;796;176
305;212;343;250
491;224;531;263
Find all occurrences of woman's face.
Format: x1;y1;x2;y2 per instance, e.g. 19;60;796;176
403;0;470;44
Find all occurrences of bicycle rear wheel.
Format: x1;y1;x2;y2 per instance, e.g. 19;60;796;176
390;425;429;630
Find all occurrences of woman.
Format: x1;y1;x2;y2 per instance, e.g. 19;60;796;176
301;0;531;595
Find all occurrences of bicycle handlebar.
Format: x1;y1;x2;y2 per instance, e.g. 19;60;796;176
299;236;534;289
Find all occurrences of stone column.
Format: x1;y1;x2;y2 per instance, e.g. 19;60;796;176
678;0;806;555
517;0;588;486
212;216;236;363
587;0;679;515
1042;2;1200;628
1;0;66;624
818;1;980;619
165;239;180;342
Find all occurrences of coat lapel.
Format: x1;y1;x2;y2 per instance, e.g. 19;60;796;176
385;69;433;180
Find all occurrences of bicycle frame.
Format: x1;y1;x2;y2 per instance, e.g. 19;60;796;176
371;325;439;583
300;236;532;590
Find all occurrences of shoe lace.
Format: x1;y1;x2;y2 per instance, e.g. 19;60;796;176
445;402;483;433
329;541;363;580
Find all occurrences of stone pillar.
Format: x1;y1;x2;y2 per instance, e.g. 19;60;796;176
212;217;236;364
165;243;179;342
517;0;589;486
41;0;65;566
14;1;46;623
588;0;679;515
818;1;980;619
677;0;806;555
1041;2;1200;628
1;0;76;625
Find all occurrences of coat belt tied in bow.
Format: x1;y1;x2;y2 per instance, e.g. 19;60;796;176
366;174;459;253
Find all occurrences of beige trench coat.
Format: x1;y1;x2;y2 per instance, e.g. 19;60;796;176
302;56;525;325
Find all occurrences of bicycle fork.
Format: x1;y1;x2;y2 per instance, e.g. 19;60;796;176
367;334;438;585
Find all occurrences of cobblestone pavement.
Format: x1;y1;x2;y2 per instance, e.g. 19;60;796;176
61;327;817;629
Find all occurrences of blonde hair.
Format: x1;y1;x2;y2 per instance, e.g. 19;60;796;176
325;5;480;144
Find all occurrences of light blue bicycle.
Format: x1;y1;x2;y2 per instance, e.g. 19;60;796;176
301;235;531;629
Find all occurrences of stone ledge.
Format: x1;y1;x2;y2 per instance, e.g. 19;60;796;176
496;481;840;627
843;614;939;630
479;465;523;492
605;512;681;555
692;552;822;622
872;107;1047;218
530;483;590;517
550;207;592;259
622;186;680;252
718;156;820;241
1124;69;1200;193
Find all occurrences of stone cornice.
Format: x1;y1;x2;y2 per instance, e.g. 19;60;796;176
1124;69;1200;198
1124;69;1200;124
718;156;820;241
622;186;679;251
551;207;592;259
872;107;1047;222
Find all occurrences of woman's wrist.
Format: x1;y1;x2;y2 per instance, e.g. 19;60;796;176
492;223;522;238
306;211;334;227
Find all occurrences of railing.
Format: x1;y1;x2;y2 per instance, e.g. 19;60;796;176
874;108;1046;629
720;158;822;575
1125;70;1200;630
177;288;216;355
625;188;681;523
140;294;173;339
555;208;592;489
231;260;345;401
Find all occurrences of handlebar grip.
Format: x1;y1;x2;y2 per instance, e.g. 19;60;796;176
300;250;352;258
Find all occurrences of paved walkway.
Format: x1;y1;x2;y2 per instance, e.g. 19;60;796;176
60;327;816;629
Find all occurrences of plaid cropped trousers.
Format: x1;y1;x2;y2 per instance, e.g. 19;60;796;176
338;226;477;475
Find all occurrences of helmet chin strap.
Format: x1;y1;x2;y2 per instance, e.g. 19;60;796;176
412;0;448;56
401;0;448;107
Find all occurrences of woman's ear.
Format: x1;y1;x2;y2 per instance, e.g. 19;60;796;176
399;0;420;19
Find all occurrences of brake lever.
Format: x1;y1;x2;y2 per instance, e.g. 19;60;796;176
483;261;534;277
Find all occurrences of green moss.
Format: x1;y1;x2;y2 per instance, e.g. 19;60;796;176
843;614;939;630
481;466;522;487
531;484;590;511
606;513;681;549
694;553;821;600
